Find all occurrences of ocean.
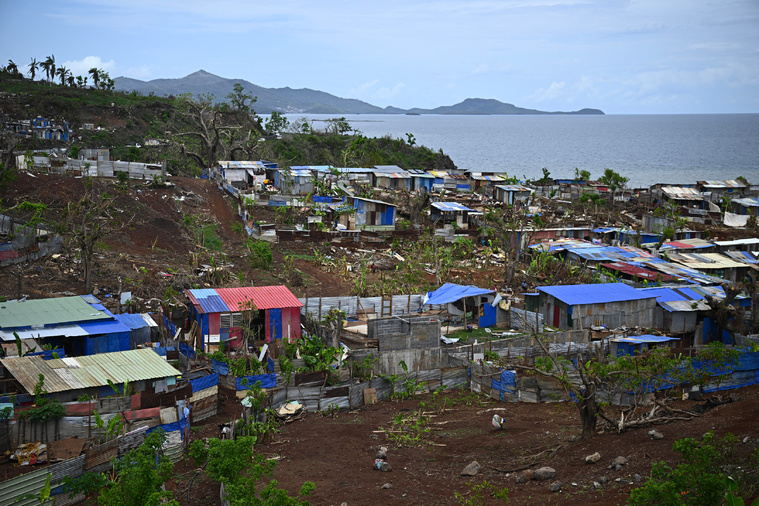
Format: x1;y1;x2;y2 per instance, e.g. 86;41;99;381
286;113;759;189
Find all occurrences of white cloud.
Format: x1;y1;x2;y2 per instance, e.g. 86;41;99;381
348;80;380;96
373;83;406;101
472;64;489;75
528;81;566;102
62;56;115;78
122;65;153;80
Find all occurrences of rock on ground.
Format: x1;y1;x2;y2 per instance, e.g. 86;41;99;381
585;452;601;463
533;467;556;481
461;461;481;476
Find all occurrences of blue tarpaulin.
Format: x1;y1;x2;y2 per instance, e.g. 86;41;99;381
28;348;65;360
236;374;276;390
146;414;188;436
268;356;275;373
179;342;197;360
424;283;494;306
491;370;517;401
211;359;229;376
190;373;219;393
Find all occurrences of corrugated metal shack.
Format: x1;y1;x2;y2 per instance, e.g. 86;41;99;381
185;286;303;350
468;173;508;194
656;186;705;207
0;295;135;357
536;283;658;330
275;167;315;195
731;197;759;215
339;196;396;231
697;180;748;202
430;202;475;229
493;184;533;205
408;169;435;192
0;348;181;402
373;165;411;191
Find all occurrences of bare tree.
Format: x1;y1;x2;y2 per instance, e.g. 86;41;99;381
483;203;542;287
169;93;262;170
57;179;133;293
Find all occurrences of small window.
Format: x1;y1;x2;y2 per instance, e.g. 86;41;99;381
220;313;232;328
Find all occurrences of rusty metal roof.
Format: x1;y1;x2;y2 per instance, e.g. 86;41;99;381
0;348;180;394
697;180;748;189
660;186;704;200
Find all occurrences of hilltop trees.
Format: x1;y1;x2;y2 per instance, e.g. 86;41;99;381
169;92;263;170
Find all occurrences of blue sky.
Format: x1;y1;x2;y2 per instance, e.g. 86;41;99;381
2;0;758;114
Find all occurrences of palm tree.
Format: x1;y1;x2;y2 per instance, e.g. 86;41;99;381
88;67;100;88
43;54;55;82
6;60;19;76
28;58;38;80
67;74;76;87
56;66;69;85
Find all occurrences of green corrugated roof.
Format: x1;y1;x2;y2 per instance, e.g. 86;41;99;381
0;296;110;329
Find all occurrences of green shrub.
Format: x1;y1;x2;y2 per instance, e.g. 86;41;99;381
629;431;759;505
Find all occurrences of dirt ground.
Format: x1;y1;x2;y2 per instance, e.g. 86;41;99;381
169;383;759;506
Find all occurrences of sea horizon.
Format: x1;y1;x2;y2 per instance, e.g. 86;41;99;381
288;113;759;189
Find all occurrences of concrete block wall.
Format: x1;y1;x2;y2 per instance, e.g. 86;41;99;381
369;316;441;351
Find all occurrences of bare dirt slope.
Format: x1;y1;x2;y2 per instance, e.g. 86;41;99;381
172;383;759;505
0;172;356;303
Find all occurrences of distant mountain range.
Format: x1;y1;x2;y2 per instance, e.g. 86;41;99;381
113;70;604;116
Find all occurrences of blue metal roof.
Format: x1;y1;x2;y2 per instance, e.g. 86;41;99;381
538;283;658;306
615;334;680;344
200;294;230;314
431;202;474;212
78;318;131;335
675;287;704;300
115;313;150;330
733;197;759;208
635;287;690;303
593;227;618;234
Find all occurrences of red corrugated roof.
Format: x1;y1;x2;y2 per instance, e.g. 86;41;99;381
601;262;675;282
215;286;303;311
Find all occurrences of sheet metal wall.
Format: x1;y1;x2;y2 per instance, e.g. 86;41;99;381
299;295;425;320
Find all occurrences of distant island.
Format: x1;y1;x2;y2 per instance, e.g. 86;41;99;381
113;70;604;116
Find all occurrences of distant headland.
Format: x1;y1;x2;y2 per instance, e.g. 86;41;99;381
114;70;604;116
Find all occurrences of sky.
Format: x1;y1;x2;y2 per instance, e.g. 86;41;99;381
2;0;758;114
